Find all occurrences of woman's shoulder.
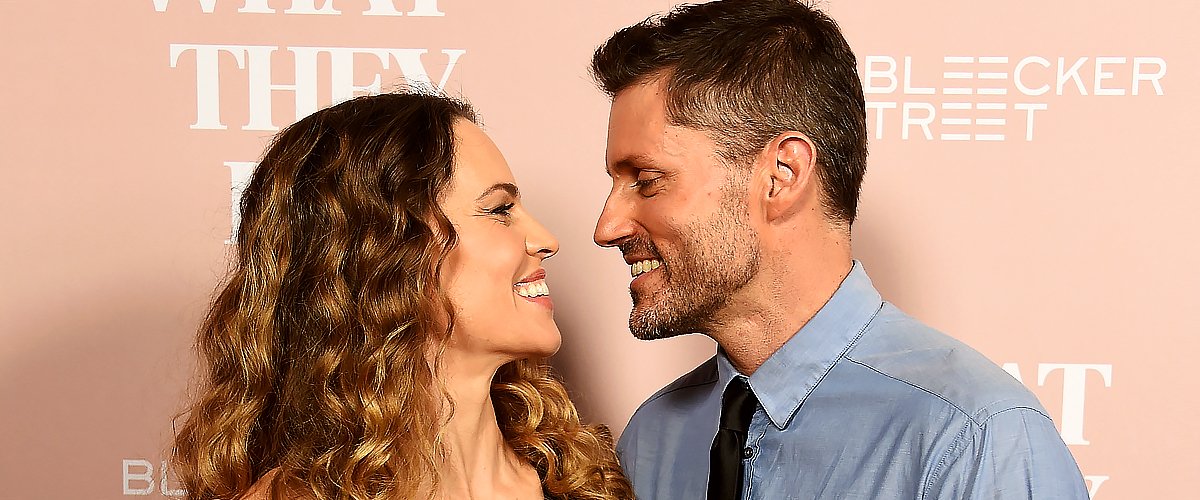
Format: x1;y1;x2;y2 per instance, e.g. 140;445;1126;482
240;469;307;500
239;469;276;500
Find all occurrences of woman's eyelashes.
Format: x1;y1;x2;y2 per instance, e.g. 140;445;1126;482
484;201;516;223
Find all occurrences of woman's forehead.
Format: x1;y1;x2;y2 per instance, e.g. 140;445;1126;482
451;120;517;191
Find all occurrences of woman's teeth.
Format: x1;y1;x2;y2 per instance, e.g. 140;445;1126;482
515;280;550;298
631;259;661;277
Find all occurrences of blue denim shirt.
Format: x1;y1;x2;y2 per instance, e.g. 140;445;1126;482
617;262;1088;499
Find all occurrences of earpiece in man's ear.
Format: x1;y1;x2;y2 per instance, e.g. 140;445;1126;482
770;161;795;197
777;162;794;181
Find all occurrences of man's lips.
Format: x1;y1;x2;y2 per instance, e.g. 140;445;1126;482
622;254;658;265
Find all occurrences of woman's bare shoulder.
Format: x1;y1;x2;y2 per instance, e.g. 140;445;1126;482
239;469;276;500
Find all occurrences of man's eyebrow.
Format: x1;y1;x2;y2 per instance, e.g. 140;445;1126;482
607;154;658;175
476;182;519;201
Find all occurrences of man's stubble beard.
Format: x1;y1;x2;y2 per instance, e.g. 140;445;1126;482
629;186;760;341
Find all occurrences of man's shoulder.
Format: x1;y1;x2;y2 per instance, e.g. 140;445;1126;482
845;303;1050;425
619;352;710;438
617;354;719;477
637;355;718;410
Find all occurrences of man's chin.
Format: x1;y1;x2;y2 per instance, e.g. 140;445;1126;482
628;306;691;341
629;325;688;341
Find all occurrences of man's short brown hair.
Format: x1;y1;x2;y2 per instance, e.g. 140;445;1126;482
591;0;868;225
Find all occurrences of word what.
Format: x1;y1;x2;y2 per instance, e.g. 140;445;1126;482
152;0;443;16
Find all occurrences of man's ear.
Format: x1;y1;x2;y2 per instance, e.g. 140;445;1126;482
762;131;817;221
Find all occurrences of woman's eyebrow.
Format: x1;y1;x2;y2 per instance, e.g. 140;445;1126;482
475;182;519;201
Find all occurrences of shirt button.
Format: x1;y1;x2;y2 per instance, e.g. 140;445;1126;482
742;446;753;459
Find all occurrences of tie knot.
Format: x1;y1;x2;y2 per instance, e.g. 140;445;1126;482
719;377;758;432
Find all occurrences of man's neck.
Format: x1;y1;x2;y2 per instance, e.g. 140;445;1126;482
709;249;853;376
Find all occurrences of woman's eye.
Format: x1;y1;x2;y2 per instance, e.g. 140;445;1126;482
488;203;515;219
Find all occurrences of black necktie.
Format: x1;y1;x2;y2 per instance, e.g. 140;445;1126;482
708;377;758;500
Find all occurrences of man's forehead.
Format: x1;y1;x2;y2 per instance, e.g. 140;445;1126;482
606;125;718;180
606;82;668;166
610;79;668;121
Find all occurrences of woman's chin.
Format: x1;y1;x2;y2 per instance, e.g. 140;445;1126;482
522;327;562;358
476;326;562;362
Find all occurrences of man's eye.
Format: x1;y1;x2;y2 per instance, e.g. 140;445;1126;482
630;173;665;197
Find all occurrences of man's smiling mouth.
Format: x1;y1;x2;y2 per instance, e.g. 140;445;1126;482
631;259;662;278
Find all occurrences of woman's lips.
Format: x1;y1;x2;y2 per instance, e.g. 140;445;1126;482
514;268;552;309
516;268;546;284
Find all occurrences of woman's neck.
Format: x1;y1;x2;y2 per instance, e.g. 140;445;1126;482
437;355;542;499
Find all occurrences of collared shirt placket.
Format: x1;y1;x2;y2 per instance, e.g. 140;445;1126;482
742;407;769;499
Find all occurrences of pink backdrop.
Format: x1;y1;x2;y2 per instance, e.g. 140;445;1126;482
2;1;1196;498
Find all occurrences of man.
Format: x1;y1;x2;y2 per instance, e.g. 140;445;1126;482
588;1;1089;499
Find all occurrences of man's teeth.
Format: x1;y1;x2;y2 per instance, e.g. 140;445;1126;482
515;280;550;298
630;259;662;278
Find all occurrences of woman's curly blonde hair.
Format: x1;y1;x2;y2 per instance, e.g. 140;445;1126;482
171;92;633;500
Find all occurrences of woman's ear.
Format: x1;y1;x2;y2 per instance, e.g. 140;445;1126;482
763;132;817;221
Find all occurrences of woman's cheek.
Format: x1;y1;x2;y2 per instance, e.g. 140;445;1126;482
462;229;519;297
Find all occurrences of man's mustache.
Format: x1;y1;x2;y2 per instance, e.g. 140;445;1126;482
618;236;661;260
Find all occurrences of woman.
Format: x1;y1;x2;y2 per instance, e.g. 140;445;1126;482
172;92;633;500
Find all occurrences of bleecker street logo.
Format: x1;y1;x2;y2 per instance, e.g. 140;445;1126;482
123;460;184;496
862;55;1167;141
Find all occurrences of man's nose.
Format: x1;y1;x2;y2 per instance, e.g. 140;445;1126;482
594;191;636;248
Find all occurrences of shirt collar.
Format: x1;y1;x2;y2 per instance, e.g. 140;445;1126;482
716;260;884;429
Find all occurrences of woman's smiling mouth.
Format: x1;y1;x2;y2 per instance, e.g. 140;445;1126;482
514;268;553;308
515;280;549;298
